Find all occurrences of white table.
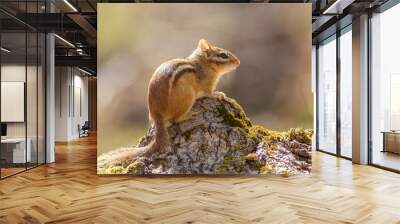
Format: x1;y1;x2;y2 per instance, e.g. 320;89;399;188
1;138;31;163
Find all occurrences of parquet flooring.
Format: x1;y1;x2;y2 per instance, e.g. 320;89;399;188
1;134;400;223
1;167;26;178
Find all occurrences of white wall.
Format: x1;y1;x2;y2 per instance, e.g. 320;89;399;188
1;65;38;137
72;73;89;138
55;67;69;141
1;65;28;143
55;67;89;141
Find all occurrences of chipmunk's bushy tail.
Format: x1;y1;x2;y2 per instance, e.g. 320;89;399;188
98;118;168;168
147;118;169;154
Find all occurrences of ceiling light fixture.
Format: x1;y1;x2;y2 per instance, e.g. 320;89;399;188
54;34;75;48
76;48;84;55
63;0;78;12
78;67;93;76
323;0;354;15
1;47;11;53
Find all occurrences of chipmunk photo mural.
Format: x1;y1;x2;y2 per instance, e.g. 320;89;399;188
98;4;312;175
102;39;240;167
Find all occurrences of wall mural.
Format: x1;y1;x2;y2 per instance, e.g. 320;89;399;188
97;3;313;176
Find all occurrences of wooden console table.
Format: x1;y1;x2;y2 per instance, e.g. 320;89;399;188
381;131;400;154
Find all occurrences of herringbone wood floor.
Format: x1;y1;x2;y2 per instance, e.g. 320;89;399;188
1;135;400;224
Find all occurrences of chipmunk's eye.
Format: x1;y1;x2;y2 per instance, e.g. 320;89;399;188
217;52;229;59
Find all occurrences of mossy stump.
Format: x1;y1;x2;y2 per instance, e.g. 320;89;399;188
98;96;312;176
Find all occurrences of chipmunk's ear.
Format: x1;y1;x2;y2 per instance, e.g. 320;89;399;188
198;39;211;51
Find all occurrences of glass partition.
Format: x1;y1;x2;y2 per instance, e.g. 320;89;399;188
316;25;353;160
1;31;28;177
371;3;400;171
317;35;337;154
0;2;46;179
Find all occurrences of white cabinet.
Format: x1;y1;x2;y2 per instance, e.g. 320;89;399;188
1;138;32;163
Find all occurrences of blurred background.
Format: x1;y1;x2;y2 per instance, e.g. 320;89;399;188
98;3;312;156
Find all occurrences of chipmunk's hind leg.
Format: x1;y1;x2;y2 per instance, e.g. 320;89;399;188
169;84;196;123
173;104;194;123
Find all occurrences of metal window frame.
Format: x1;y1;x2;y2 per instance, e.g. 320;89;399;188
315;23;353;161
315;0;400;173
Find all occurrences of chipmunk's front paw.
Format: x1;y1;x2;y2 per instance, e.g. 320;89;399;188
212;91;226;100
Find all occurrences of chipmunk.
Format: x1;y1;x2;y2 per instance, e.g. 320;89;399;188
105;39;240;166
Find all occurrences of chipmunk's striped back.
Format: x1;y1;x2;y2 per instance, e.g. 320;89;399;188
168;61;197;90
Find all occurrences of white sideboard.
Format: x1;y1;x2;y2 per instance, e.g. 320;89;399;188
1;138;32;163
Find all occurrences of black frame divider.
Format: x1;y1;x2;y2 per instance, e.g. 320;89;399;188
367;10;373;166
25;1;28;172
336;27;341;157
315;44;319;152
36;0;39;168
0;27;2;179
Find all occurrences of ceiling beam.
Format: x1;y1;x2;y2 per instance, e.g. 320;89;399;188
67;13;97;46
312;15;335;33
55;55;96;72
13;13;82;32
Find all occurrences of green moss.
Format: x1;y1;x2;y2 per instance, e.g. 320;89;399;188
245;153;262;170
109;166;125;174
287;128;313;145
259;164;274;174
217;164;229;173
263;130;285;145
217;99;251;129
98;166;125;174
259;165;268;174
226;98;247;117
217;146;247;173
245;153;257;161
199;144;208;152
246;125;287;146
247;125;270;143
126;161;144;173
249;125;269;137
97;168;107;174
